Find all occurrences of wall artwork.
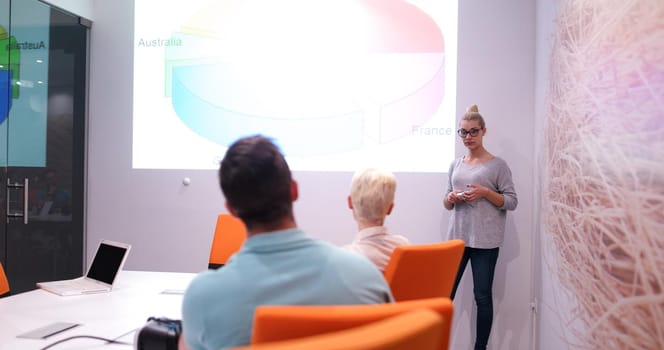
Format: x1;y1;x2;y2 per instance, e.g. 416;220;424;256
544;0;664;349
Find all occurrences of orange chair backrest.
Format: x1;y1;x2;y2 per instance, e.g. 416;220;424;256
0;262;9;297
383;239;465;301
234;309;443;350
208;214;247;269
251;297;453;350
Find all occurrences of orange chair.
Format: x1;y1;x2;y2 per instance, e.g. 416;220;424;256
0;262;10;297
208;214;247;269
232;309;443;350
250;297;454;350
383;240;465;301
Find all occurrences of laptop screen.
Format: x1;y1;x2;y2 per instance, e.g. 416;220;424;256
86;242;129;285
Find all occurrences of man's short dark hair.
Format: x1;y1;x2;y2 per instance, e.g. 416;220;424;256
219;135;293;229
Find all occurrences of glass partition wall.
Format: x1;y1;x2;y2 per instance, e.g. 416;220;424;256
0;0;88;294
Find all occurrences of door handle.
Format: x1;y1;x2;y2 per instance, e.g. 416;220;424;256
6;178;29;224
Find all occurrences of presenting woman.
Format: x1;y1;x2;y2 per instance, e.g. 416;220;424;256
443;105;518;350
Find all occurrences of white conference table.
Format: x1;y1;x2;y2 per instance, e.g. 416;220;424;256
0;270;196;350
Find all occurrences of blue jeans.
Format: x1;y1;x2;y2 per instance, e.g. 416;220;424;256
450;247;499;350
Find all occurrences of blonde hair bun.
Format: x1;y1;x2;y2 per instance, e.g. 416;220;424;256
467;104;479;113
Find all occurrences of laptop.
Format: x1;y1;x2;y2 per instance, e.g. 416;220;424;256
37;240;131;296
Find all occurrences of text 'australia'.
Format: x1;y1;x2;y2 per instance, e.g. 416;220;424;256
137;38;182;47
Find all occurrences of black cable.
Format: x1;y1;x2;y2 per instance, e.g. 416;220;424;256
39;335;132;350
112;327;140;342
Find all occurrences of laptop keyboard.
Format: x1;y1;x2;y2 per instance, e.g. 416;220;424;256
45;278;109;295
68;279;104;291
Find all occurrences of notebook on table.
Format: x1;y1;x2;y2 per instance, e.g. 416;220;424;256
37;240;131;296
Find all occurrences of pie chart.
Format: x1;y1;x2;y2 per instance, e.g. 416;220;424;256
0;26;20;124
166;0;445;156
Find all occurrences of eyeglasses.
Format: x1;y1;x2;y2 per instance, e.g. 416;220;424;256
457;127;483;137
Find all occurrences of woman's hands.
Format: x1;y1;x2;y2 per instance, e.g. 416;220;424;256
462;184;489;202
445;184;491;209
447;190;466;204
462;184;505;208
445;189;469;210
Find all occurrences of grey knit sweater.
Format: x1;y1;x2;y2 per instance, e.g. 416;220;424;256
446;156;518;248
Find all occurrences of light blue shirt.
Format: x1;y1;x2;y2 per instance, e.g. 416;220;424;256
182;228;393;350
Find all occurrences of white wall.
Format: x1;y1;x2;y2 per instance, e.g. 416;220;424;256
40;0;93;20
452;1;536;349
86;1;537;349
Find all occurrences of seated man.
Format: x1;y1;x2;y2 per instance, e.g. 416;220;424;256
181;136;393;350
344;168;411;272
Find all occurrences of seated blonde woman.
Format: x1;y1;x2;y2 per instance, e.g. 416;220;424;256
344;168;410;272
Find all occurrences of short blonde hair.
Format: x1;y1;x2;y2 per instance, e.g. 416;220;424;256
350;168;396;224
